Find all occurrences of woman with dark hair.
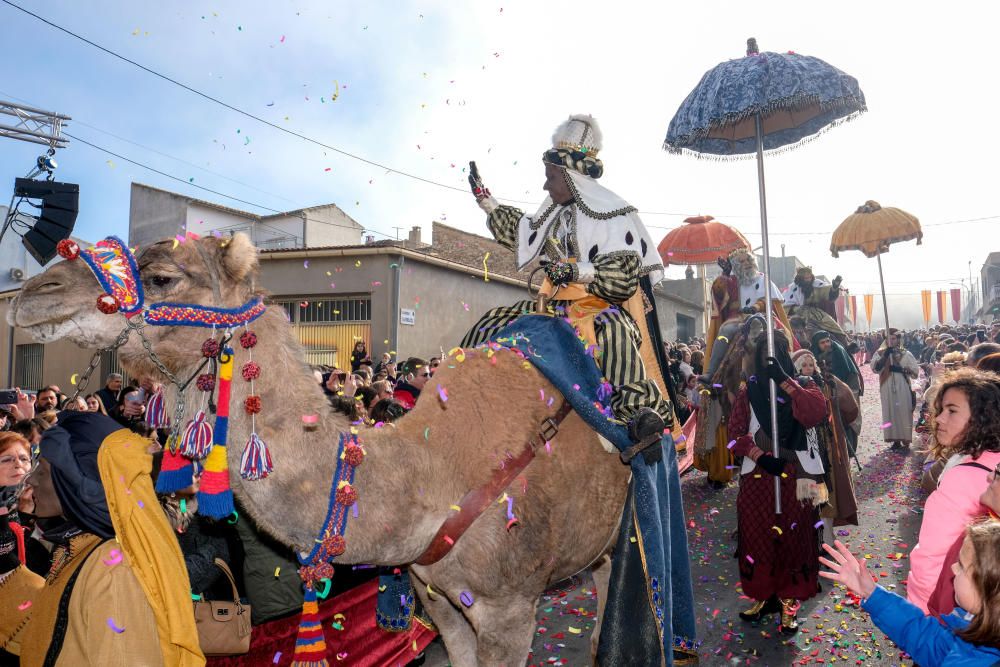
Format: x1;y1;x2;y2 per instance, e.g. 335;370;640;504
350;341;369;373
906;368;1000;613
729;329;828;634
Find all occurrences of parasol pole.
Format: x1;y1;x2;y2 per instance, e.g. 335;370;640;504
754;112;782;515
876;249;890;334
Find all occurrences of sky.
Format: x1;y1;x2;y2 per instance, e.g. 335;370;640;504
1;0;998;331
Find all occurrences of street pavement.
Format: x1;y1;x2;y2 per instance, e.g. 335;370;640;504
426;364;926;666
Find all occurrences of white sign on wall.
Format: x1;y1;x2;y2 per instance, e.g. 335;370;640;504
400;308;416;326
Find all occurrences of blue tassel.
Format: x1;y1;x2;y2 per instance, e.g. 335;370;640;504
239;433;273;481
180;410;214;459
196;488;234;520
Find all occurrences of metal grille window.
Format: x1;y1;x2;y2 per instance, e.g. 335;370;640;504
271;297;371;367
100;349;131;386
14;343;43;390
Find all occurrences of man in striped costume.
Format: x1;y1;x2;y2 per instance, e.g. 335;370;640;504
462;114;675;454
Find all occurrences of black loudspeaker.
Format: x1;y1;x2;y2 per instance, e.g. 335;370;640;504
13;178;79;265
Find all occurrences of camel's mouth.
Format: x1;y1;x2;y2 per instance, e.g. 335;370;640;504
10;292;125;348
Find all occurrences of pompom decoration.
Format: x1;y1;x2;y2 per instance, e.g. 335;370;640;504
201;338;220;358
239;432;273;480
239;330;258;349
96;294;120;314
343;444;364;467
145;390;168;428
241;361;261;381
179;410;214;459
244;395;262;415
335;483;357;507
57;239;80;260
196;374;216;392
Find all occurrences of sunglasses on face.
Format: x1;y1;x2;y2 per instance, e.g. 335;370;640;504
990;463;1000;483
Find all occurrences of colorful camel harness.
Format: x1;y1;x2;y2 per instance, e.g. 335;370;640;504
61;236;593;665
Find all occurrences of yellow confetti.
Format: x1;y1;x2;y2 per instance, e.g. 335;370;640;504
70;373;79;385
354;260;362;267
498;493;509;505
449;504;462;512
274;567;281;577
568;627;582;635
171;239;179;250
483;252;490;282
771;526;783;535
426;584;438;599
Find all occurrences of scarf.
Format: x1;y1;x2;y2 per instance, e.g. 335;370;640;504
747;346;809;452
99;427;205;666
811;331;855;382
39;412;118;539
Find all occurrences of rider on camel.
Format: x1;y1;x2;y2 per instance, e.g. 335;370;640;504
462;114;677;458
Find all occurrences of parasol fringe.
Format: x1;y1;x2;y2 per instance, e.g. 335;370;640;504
665;100;865;160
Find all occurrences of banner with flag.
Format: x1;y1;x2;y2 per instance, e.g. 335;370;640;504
921;290;932;327
863;294;874;329
937;291;947;324
951;288;962;322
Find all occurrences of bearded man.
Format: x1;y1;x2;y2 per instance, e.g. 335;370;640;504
784;267;848;348
701;249;794;384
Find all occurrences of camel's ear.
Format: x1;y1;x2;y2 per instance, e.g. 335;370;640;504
220;233;258;282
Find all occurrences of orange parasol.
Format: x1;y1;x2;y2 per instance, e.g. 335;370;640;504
830;200;921;258
657;215;751;266
830;200;922;333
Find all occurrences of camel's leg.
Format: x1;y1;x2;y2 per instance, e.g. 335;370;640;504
589;553;612;661
468;597;538;667
410;567;478;667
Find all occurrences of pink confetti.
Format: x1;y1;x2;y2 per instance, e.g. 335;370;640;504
726;439;737;449
880;421;893;429
437;385;448;402
103;549;123;566
279;35;285;43
107;617;125;633
17;600;31;611
745;555;754;564
273;652;282;664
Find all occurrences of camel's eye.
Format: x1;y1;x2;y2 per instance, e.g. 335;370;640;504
151;275;173;287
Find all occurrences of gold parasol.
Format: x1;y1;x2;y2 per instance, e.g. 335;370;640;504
830;200;921;258
830;200;922;333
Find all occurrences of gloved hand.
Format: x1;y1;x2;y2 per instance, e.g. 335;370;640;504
468;161;497;213
542;261;577;287
0;512;20;574
718;256;733;276
731;434;756;458
831;275;843;290
756;454;788;477
765;356;792;384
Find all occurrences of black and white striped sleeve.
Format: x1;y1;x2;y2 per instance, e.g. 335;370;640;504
486;205;525;252
582;252;642;304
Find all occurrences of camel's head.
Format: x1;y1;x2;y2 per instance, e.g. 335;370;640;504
9;245;124;347
10;233;260;377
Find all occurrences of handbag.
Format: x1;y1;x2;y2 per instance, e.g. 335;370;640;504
193;558;252;656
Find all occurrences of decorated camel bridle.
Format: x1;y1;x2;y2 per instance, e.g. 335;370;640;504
57;237;272;510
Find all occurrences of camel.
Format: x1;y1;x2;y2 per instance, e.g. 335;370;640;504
9;233;633;667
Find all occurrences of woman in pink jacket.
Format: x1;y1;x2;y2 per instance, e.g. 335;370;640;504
907;368;1000;613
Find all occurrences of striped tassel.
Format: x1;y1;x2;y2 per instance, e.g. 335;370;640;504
197;347;234;519
239;433;273;480
145;390;168;428
291;583;329;667
180;410;213;460
154;446;193;494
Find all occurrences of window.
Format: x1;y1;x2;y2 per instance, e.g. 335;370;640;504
676;313;695;343
271;297;372;367
100;349;131;387
14;343;43;391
